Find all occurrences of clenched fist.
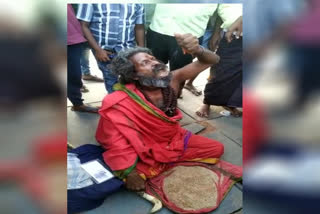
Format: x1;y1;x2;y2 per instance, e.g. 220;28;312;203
174;33;203;57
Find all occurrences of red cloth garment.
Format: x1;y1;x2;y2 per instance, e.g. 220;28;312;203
243;91;268;165
145;161;242;213
96;84;224;177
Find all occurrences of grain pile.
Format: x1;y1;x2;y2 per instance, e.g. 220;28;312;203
163;166;219;211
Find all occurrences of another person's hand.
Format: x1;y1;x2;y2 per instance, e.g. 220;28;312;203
174;33;202;57
225;16;243;43
125;169;145;191
95;48;113;62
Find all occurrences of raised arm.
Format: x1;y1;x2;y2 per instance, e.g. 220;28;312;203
170;33;220;91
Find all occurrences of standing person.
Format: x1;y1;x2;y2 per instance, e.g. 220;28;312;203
72;3;103;92
80;43;104;82
77;4;145;94
146;4;218;97
196;4;243;118
67;4;99;113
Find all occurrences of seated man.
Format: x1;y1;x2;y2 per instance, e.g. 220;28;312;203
96;33;223;191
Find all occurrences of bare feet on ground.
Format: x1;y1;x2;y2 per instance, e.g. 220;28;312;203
196;104;210;118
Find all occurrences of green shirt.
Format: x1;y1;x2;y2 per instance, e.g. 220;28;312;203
144;4;156;30
149;4;218;38
217;4;243;29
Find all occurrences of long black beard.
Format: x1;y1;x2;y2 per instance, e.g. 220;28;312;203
137;63;172;88
137;72;172;88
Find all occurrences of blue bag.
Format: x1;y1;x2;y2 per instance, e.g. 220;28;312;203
68;144;124;213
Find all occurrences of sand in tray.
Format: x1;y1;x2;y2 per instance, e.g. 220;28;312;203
163;166;219;211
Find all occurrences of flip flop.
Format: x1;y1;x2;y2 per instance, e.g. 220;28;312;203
81;85;89;93
223;106;242;117
220;110;231;116
82;74;104;82
71;105;99;113
184;85;202;96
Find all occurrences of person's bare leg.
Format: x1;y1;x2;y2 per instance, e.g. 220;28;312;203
196;104;210;118
184;75;202;96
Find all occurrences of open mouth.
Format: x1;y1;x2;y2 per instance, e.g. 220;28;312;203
153;63;167;71
157;69;169;78
152;63;169;78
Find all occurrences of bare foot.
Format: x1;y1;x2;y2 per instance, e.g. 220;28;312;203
125;169;145;191
223;106;242;117
184;84;202;96
196;104;210;118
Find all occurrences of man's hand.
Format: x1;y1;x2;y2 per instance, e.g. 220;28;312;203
174;33;202;57
125;169;145;191
170;33;219;93
95;48;113;62
225;16;243;43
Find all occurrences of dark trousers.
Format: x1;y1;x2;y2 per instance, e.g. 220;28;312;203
147;29;202;96
204;37;243;107
67;43;84;106
146;29;194;71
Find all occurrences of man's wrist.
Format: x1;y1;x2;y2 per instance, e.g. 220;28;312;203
195;45;205;57
95;47;104;52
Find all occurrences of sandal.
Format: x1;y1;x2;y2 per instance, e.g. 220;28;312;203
82;74;104;82
80;85;89;93
184;84;202;96
71;104;100;113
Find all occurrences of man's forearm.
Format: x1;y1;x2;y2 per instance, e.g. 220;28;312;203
135;24;145;47
195;46;220;65
80;21;102;51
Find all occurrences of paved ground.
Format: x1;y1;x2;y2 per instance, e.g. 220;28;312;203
68;55;242;214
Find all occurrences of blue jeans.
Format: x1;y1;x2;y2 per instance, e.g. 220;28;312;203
201;29;214;49
80;42;91;75
67;43;84;106
96;60;118;93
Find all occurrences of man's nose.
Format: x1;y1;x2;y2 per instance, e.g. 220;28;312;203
151;61;161;68
151;60;159;66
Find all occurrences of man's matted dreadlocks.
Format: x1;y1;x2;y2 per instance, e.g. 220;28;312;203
109;47;153;84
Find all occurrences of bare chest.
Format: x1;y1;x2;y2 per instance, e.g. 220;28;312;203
146;92;164;109
140;87;178;117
